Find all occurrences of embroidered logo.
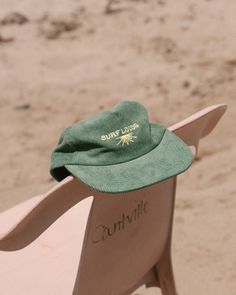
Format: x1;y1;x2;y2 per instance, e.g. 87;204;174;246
101;122;139;146
116;132;137;146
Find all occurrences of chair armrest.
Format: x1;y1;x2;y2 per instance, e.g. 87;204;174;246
0;177;94;251
169;104;227;158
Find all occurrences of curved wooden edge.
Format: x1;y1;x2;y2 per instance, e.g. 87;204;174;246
0;194;45;236
0;177;94;251
169;104;227;133
0;104;227;251
169;104;227;157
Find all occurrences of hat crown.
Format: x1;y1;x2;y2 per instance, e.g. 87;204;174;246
52;101;166;170
68;101;153;155
50;100;193;190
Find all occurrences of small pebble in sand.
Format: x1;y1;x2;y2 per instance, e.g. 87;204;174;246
14;103;31;110
182;80;191;88
104;0;124;14
226;59;236;67
39;15;80;40
0;34;14;43
157;0;166;6
0;12;29;25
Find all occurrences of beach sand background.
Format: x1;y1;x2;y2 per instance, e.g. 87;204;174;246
0;0;235;294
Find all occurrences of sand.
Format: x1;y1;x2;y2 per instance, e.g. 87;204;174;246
0;0;235;294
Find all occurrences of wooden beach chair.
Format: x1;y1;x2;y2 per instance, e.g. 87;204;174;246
0;104;227;295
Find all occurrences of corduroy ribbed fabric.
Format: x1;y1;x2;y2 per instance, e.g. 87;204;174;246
50;101;193;193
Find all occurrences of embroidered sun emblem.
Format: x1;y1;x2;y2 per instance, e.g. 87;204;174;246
116;132;137;146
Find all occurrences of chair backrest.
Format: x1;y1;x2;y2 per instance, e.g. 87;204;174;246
74;178;177;294
73;104;227;295
0;104;227;295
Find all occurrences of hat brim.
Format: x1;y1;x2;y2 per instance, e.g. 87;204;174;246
65;128;193;193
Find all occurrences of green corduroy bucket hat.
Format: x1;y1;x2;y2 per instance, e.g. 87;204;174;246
50;101;193;193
